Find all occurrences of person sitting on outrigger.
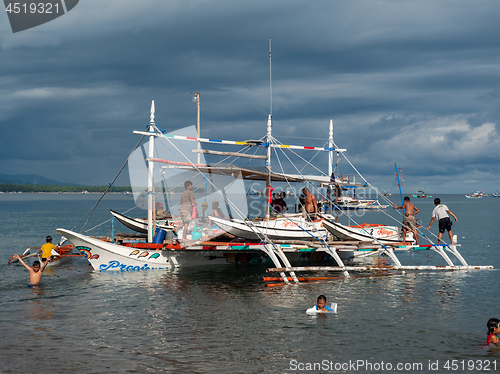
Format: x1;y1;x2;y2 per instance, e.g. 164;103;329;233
37;235;56;263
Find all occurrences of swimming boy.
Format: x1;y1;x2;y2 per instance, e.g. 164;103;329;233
14;254;50;286
316;295;335;312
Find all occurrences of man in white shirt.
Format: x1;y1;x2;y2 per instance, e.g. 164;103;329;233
426;198;458;244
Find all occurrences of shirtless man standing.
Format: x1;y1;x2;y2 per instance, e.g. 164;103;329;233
393;196;419;245
302;187;318;221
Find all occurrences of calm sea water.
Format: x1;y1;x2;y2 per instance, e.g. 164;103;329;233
1;193;500;374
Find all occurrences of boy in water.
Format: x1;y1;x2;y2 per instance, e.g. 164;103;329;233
316;295;335;312
14;254;50;286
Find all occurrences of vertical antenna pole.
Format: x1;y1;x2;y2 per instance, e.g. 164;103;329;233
196;93;201;164
266;38;273;220
269;38;272;117
395;162;404;207
148;100;156;243
328;119;334;177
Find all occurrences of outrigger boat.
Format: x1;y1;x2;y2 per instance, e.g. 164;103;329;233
56;101;360;273
331;195;389;210
321;214;414;244
208;214;327;241
109;209;179;235
465;191;487;198
55;100;492;283
7;244;80;267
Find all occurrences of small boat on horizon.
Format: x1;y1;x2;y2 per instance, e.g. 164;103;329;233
412;190;432;198
465;191;487;199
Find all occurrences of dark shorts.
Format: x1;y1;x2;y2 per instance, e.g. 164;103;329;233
438;217;452;233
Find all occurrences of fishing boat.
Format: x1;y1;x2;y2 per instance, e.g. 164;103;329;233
331;196;389;210
492;191;500;197
208;214;328;241
413;190;432;198
321;214;415;244
465;191;487;198
109;209;179;235
55;99;367;272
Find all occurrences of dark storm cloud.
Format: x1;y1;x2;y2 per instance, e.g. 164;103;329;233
1;0;500;191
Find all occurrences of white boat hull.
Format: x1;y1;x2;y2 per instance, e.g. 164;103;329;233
321;215;414;244
57;228;172;271
110;210;178;234
209;215;328;241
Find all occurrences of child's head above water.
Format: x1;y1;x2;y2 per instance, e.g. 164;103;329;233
317;295;327;308
487;318;500;334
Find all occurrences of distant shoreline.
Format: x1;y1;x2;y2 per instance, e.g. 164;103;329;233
0;183;132;193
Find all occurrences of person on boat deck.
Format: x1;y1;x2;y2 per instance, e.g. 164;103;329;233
211;201;225;219
426;198;458;245
37;235;56;262
271;192;287;215
315;295;335;312
393;196;420;245
155;202;170;219
486;318;500;346
179;180;197;240
14;255;50;286
302;187;318;221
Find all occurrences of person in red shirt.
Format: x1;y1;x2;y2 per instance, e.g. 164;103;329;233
486;318;500;346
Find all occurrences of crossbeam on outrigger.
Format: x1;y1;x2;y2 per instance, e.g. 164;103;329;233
262;242;493;284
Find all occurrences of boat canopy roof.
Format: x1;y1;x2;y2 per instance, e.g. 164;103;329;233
159;163;365;187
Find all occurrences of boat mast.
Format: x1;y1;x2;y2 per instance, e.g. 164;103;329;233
190;92;201;164
328;119;334;214
266;114;272;220
266;38;272;220
147;100;156;243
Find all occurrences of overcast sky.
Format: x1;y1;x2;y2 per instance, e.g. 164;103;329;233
1;0;500;193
